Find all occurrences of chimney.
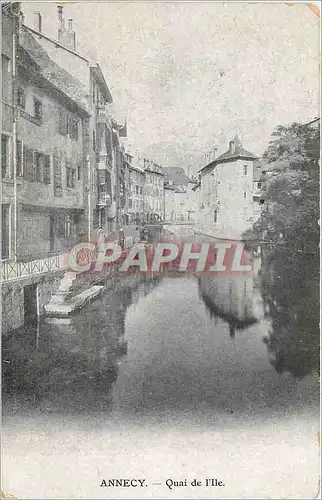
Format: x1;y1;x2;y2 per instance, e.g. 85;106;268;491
33;11;42;32
57;7;76;51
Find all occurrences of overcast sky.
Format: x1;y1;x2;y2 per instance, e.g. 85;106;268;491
22;2;320;172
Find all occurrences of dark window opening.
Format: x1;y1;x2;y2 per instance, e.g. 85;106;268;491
214;209;218;223
17;87;26;109
34;99;42;121
66;166;76;189
244;191;247;198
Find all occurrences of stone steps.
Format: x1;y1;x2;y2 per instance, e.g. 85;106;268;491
45;285;104;317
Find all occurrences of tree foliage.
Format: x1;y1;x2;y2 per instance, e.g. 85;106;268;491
255;120;320;378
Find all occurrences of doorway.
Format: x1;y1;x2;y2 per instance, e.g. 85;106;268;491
24;283;38;322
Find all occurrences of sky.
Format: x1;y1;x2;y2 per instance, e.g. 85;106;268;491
22;1;320;172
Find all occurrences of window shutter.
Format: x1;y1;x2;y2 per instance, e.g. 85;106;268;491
59;109;68;135
16;139;23;176
24;147;35;181
44;155;51;184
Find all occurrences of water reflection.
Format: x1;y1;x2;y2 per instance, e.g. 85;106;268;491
2;276;163;415
198;273;260;336
260;249;320;379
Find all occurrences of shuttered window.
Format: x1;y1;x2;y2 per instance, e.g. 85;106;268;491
59;108;68;135
16;139;23;177
23;148;35;181
43;155;51;184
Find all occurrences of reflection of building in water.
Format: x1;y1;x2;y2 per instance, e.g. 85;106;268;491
2;276;164;413
199;273;259;335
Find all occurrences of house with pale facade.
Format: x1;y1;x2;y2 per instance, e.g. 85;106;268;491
196;135;259;239
163;167;198;223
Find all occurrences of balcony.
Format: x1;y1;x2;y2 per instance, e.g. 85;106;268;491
97;192;112;207
1;252;68;283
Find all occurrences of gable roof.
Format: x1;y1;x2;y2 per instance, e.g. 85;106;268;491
198;135;258;173
163;166;191;186
20;27;90;114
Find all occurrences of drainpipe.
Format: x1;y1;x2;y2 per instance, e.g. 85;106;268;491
12;29;18;262
86;154;91;242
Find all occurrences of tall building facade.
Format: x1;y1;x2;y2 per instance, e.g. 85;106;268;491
123;152;145;225
1;3;91;333
143;159;164;222
21;4;123;237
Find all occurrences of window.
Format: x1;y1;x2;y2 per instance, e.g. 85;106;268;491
140;186;143;195
16;139;23;177
77;164;81;181
214;209;218;223
136;185;139;195
93;129;96;151
34;152;44;182
17;87;26;109
129;199;132;209
24;147;34;181
244;165;248;175
43;155;51;184
244;191;247;198
257;182;261;189
34;99;42;121
59;109;68;135
2;55;11;102
66;166;76;189
1;204;10;259
1;134;10;178
69;116;78;140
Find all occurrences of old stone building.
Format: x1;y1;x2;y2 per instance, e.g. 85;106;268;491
1;3;91;333
123;152;145;225
163;167;198;223
196;135;259;239
21;4;122;237
143;159;164;222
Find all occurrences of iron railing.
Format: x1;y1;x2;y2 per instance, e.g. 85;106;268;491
1;252;69;283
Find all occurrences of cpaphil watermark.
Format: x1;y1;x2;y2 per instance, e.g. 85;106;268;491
67;239;253;276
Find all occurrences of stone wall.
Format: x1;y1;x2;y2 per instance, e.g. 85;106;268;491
1;272;63;335
1;281;24;334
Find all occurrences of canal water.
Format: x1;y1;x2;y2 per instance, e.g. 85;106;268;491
2;273;320;499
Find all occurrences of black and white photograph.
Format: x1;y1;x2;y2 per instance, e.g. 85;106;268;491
1;1;320;498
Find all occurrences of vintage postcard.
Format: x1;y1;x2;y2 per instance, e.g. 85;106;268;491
1;1;320;499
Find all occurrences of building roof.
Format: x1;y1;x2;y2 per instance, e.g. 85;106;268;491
20;27;90;114
90;64;113;104
125;160;145;175
163;166;191;186
198;135;258;173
